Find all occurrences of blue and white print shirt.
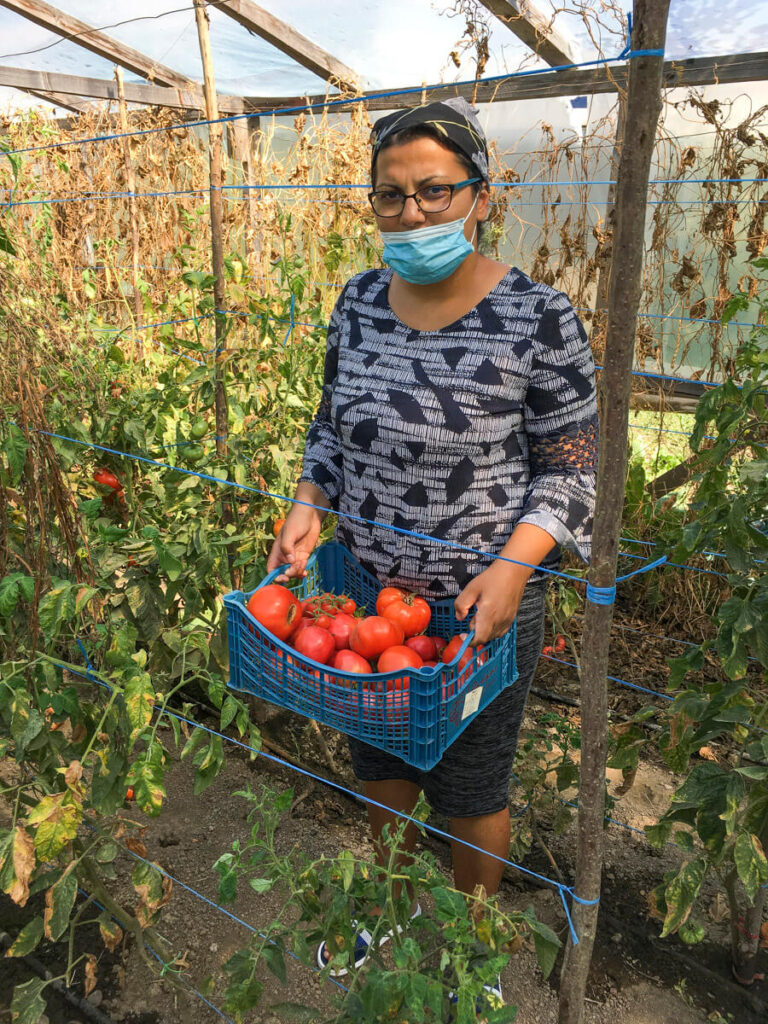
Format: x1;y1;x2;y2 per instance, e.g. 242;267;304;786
300;266;598;598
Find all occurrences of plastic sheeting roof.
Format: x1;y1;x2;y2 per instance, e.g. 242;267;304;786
1;0;768;115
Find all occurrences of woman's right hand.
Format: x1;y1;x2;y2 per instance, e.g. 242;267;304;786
266;485;329;581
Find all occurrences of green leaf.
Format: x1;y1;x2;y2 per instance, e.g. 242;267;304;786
192;734;224;795
220;694;238;731
249;877;273;894
91;751;129;815
733;831;768;902
124;671;155;746
27;793;79;860
735;765;768;781
124;577;163;641
126;745;166;817
678;917;706;945
213;854;238;904
10;976;47;1024
661;858;707;937
432;886;468;922
3;424;28;485
5;916;44;957
44;871;77;941
531;922;560;979
0;574;29;618
38;582;77;637
338;849;354;893
262;944;286;985
153;540;183;582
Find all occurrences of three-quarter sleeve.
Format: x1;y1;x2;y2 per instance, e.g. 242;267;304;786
298;289;347;509
518;291;598;563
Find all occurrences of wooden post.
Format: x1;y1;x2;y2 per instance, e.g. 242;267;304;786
590;96;626;366
193;0;236;580
115;69;142;339
557;3;670;1023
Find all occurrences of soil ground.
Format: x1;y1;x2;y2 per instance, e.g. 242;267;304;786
2;611;767;1024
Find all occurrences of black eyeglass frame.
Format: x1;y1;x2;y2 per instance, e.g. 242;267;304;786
367;177;482;217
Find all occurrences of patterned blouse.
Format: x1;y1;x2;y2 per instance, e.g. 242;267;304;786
300;266;598;599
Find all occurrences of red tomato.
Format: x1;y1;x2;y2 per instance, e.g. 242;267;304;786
351;617;404;661
309;612;333;630
433;637;448;658
423;660;438;668
441;635;475;671
247;584;302;641
294;625;336;665
554;635;567;653
405;635;437;661
328;612;357;650
542;645;554;656
376;587;406;614
380;593;431;638
338;595;356;615
377;646;423;674
93;468;122;490
332;649;372;674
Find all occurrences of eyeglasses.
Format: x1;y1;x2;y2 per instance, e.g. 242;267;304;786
368;177;481;217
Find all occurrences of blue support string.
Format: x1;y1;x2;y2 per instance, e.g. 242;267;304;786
0;39;665;161
585;583;617;605
69;652;591;947
21;422;667;590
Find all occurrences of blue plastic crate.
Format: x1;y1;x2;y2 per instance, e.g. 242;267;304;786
224;542;518;771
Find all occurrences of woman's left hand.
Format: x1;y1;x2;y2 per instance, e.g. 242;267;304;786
453;561;530;645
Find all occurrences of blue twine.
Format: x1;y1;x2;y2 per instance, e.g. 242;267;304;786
617;548;728;579
69;654;590;947
620;534;764;569
22;422;666;589
585;583;617;605
617;11;633;60
0;41;665;161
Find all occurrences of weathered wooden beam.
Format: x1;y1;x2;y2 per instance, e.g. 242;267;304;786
20;88;93;114
2;48;765;121
0;0;194;89
476;0;578;67
0;66;247;114
243;49;768;111
216;0;358;90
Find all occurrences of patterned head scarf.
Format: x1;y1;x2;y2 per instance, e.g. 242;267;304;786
370;97;490;184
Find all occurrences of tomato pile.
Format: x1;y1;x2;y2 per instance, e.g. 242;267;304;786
245;583;485;693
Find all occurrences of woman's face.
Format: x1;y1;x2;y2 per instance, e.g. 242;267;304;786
372;135;489;239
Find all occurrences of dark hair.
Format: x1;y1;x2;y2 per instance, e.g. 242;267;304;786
371;125;488;246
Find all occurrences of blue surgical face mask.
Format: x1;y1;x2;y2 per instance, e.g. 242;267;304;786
380;195;479;285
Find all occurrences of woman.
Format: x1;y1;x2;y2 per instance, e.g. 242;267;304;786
267;98;598;996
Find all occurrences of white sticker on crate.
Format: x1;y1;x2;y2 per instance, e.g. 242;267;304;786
462;688;482;720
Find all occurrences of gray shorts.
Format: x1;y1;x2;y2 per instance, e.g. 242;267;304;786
348;578;547;818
